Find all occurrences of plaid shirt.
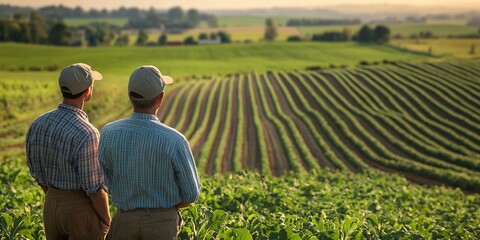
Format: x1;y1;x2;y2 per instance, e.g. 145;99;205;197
99;113;201;211
26;103;105;195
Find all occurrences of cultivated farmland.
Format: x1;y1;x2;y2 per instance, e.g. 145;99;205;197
1;40;479;238
1;58;480;238
157;60;480;192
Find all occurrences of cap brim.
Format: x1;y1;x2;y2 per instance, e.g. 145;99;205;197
92;71;103;80
163;75;174;84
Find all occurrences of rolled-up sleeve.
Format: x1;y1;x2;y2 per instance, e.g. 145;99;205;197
77;130;105;195
173;137;201;203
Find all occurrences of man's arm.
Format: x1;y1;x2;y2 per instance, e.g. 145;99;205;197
89;189;111;226
173;137;201;205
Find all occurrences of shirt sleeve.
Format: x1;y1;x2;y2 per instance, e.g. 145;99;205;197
172;137;201;204
25;124;39;183
76;129;105;196
98;131;111;193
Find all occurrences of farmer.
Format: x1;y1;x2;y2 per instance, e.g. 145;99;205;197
99;65;201;239
26;63;110;239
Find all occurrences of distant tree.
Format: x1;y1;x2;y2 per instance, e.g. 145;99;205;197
287;35;302;42
187;9;200;26
264;18;277;41
48;22;71;45
0;20;8;41
114;34;130;46
97;27;115;46
145;7;161;28
168;7;184;24
209;32;217;40
158;32;167;45
312;31;349;42
207;15;218;28
357;25;374;42
419;31;433;39
373;25;390;43
183;36;196;45
81;25;98;46
217;31;231;43
198;32;208;40
136;29;148;46
3;20;21;42
18;22;32;43
470;44;476;55
29;10;47;44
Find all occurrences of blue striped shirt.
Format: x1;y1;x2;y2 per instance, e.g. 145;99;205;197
26;103;105;195
99;113;201;211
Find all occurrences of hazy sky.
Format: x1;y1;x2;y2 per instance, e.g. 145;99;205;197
2;0;480;10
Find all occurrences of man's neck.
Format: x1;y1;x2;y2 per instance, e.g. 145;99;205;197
63;98;84;110
133;107;158;116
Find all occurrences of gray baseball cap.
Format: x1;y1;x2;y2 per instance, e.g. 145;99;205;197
128;65;174;100
59;63;102;95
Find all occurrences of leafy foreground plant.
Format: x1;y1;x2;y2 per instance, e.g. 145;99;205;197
1;159;479;239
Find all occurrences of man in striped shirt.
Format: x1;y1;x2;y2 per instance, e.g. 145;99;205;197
26;63;110;239
99;65;201;239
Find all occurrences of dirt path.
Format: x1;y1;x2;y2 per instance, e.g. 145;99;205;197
221;75;240;172
243;74;260;171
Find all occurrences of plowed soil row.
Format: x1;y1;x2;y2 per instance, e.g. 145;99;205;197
242;74;261;171
221;75;240;172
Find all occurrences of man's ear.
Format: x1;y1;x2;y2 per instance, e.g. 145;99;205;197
83;86;92;96
157;91;165;106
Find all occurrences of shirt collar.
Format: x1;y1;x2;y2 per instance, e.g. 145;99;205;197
58;103;88;120
131;112;159;122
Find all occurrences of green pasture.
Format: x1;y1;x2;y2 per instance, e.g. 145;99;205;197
392;38;480;58
63;17;129;27
0;42;429;79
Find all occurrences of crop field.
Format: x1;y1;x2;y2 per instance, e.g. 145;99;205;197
155;60;480;192
1;41;479;238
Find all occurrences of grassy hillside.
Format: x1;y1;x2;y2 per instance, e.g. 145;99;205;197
0;42;429;78
392;38;480;58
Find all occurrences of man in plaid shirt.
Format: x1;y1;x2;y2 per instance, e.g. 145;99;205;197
26;63;110;239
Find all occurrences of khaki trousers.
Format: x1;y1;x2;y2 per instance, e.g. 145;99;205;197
106;207;181;240
44;188;108;240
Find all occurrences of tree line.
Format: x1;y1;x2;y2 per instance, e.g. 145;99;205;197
286;18;361;26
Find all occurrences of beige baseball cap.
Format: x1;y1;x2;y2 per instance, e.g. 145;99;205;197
59;63;102;95
128;65;174;100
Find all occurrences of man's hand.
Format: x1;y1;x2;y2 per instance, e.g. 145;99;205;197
89;189;111;226
175;202;191;210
